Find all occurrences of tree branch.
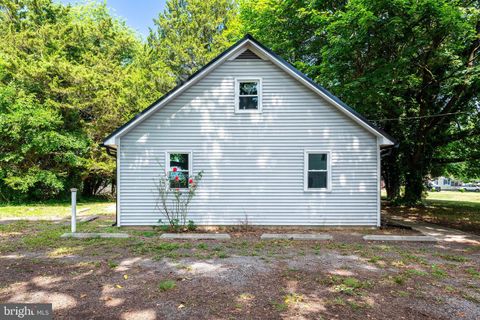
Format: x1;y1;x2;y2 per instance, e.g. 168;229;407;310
433;154;480;164
432;125;480;146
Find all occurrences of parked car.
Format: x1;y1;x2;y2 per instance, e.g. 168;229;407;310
461;183;480;192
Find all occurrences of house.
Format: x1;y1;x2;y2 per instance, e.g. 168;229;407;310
102;35;395;227
431;176;463;190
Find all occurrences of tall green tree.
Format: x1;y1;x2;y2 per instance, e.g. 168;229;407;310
0;74;88;200
148;0;240;82
241;0;480;204
0;0;171;200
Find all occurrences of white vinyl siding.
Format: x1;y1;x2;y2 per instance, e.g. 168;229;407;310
118;58;379;226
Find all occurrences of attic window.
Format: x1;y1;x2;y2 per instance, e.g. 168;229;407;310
235;78;262;113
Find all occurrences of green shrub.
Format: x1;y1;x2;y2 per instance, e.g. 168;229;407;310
332;277;368;295
187;220;197;231
156;170;204;232
158;279;176;291
155;242;180;251
431;264;448;278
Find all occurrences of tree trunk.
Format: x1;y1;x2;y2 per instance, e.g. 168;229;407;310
402;148;427;206
403;168;425;206
381;150;401;201
82;177;96;198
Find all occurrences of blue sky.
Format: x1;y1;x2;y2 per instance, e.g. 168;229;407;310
57;0;167;38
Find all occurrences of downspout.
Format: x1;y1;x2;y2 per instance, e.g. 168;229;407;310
100;144;118;226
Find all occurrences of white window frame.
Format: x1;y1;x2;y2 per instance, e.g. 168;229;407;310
165;151;193;190
234;77;262;113
304;150;332;192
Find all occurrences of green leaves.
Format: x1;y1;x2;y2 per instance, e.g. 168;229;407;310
0;0;168;200
148;0;240;81
241;0;480;202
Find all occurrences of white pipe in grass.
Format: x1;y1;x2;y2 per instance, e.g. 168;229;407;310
71;188;77;233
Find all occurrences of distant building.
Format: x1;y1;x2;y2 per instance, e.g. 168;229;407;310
431;176;463;190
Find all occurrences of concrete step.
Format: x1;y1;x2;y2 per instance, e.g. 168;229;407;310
61;232;129;239
160;233;231;240
261;233;332;240
363;235;437;242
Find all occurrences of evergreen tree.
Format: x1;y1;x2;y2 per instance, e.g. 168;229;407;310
0;0;172;200
148;0;240;82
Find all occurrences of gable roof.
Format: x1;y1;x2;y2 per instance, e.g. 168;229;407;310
102;34;395;147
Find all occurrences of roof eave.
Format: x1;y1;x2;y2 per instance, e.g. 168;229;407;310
102;34;396;147
102;35;253;146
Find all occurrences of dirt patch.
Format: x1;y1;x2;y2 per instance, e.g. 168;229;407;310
1;218;480;319
383;203;480;236
2;250;479;319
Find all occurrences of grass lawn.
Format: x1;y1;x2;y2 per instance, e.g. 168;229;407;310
0;200;114;219
426;190;480;206
384;191;480;235
0;216;479;319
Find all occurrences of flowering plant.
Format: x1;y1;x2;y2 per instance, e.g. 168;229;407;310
155;169;204;232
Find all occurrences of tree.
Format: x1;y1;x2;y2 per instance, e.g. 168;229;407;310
0;0;171;200
148;0;240;82
241;0;480;204
0;80;88;201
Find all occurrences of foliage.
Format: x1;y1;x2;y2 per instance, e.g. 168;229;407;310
156;170;204;232
0;0;173;200
240;0;480;205
2;0;477;207
0;82;88;200
187;219;197;231
148;0;240;81
158;279;176;291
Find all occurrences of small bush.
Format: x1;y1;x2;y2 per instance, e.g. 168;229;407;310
284;293;304;305
217;252;229;259
197;243;208;250
158;279;176;291
466;268;480;279
156;169;204;232
405;269;428;277
271;301;287;312
431;264;448;278
187;220;197;231
368;256;382;263
332;277;367;295
155;223;171;233
343;277;362;288
392;275;406;285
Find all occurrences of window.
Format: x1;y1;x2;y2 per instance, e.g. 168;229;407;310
166;152;192;189
235;78;262;113
304;151;331;191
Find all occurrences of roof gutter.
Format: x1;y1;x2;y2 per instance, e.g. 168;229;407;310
380;142;399;157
